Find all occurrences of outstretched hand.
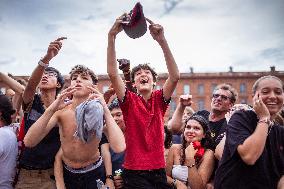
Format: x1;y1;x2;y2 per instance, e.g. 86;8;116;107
49;86;76;112
109;14;128;37
87;85;107;108
146;18;166;43
43;37;67;63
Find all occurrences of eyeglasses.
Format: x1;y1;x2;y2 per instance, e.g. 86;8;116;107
43;71;57;78
212;93;230;101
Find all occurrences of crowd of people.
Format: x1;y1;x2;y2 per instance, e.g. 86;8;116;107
0;12;283;189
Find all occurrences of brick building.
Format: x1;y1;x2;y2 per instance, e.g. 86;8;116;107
1;66;283;121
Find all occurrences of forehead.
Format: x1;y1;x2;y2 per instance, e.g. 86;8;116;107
258;78;283;90
214;89;231;96
186;119;202;127
71;71;91;77
110;107;122;113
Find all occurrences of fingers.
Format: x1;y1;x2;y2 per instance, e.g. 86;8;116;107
87;85;100;94
145;17;154;25
56;37;67;41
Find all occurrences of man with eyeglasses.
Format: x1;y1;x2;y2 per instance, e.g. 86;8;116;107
15;37;66;189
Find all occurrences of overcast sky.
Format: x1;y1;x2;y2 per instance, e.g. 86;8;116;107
0;0;283;76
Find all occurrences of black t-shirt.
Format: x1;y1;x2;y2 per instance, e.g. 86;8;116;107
209;118;226;147
20;94;61;169
214;110;284;189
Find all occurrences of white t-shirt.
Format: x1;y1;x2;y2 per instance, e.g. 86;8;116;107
0;126;18;189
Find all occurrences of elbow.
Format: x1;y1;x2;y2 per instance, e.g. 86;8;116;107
240;154;257;165
112;140;126;153
23;137;36;148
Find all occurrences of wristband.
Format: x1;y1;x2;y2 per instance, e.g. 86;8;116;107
258;117;272;126
38;59;49;68
171;178;177;188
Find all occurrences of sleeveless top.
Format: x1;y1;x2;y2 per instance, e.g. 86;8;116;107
172;165;188;184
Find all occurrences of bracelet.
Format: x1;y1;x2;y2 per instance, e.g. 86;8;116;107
258;117;272;126
187;163;195;168
171;178;177;188
106;174;114;181
38;59;49;68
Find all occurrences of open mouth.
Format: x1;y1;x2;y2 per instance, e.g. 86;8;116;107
140;78;148;84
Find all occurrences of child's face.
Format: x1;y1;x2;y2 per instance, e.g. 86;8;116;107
70;72;94;97
110;107;125;132
133;68;154;94
39;71;58;91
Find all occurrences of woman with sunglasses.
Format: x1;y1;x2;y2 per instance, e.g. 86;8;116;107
166;114;215;189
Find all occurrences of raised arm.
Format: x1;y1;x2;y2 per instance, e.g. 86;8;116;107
22;37;66;104
24;87;74;147
87;86;126;153
0;72;25;94
107;15;126;101
146;18;180;100
237;94;271;165
168;94;192;134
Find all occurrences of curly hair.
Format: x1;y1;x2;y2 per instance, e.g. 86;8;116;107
180;115;214;165
69;65;98;85
130;63;158;83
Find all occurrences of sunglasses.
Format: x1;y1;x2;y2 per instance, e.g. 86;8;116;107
212;93;230;101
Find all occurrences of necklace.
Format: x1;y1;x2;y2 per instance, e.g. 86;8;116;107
267;121;274;136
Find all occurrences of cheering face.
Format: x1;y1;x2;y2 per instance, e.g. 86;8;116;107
184;119;205;143
255;78;284;116
70;72;94;97
39;71;58;90
211;89;233;113
133;68;154;94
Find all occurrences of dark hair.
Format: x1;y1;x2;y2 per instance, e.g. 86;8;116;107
164;126;173;149
213;83;238;103
180;115;214;165
108;98;120;111
130;63;158;83
69;65;98;85
45;67;64;95
252;75;284;95
0;94;16;125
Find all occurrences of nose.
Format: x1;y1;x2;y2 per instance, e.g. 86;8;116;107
269;91;277;99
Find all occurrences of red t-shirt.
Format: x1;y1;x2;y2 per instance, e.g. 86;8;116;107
119;89;170;170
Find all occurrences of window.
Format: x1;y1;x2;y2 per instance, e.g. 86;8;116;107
197;100;205;110
211;84;217;93
102;85;109;93
240;98;247;104
183;84;190;94
198;84;204;95
240;83;246;94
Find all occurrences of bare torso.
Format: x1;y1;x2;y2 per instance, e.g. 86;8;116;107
56;106;100;169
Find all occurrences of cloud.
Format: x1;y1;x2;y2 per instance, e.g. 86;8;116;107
0;56;16;65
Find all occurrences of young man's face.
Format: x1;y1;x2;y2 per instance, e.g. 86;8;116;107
39;70;59;91
70;72;94;97
110;107;125;132
211;89;233;114
133;68;154;94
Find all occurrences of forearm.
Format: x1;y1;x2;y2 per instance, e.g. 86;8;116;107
0;72;25;94
54;149;66;189
159;40;179;82
237;122;269;165
24;107;55;147
168;103;186;133
185;159;205;189
103;106;126;153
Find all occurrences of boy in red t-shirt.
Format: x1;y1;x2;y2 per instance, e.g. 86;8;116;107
107;15;180;188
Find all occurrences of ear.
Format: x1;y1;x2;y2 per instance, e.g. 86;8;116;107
57;82;62;89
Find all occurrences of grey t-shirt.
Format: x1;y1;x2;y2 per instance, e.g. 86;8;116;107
0;126;18;189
